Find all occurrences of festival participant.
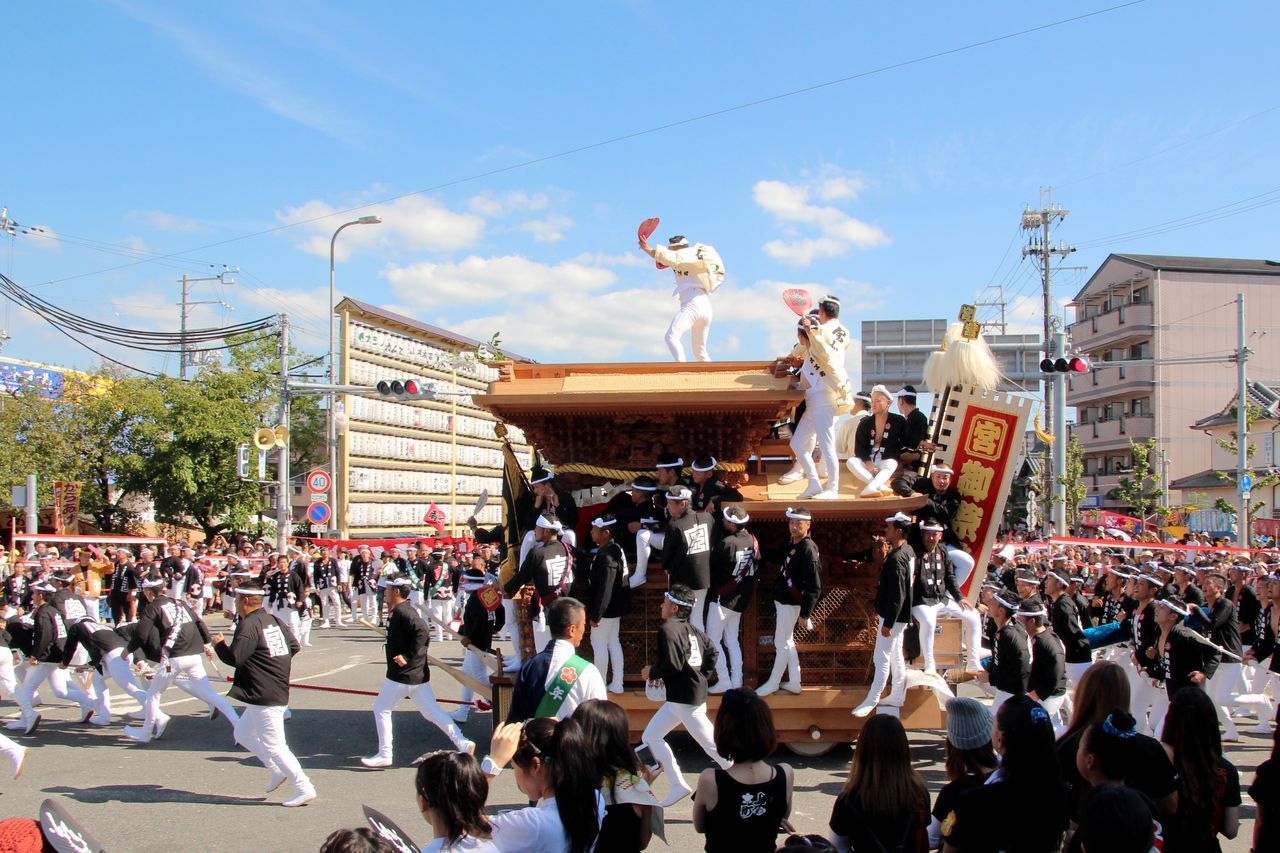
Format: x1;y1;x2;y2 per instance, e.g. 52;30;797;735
571;699;657;853
124;576;238;743
517;467;579;566
585;513;630;695
852;513;915;717
1127;570;1169;736
1172;564;1205;609
9;582;93;733
694;688;792;853
642;583;731;807
846;386;908;498
661;484;715;631
1191;571;1245;741
829;715;930;853
1244;573;1278;733
361;576;472;768
1161;687;1241;853
428;548;456;642
927;698;997;849
911;464;976;589
313;546;344;628
1069;573;1096;631
504;512;575;652
688;455;743;518
606;475;659;590
1017;595;1068;728
640;233;725;362
707;506;758;692
212;583;316;808
501;597;605;726
758;507;821;697
630;453;690;587
61;612;146;725
910;519;982;676
290;550;315;647
1045;565;1093;698
451;560;505;724
895;385;932;475
940;695;1069;853
980;589;1030;714
0;729;26;780
350;545;378;623
782;297;853;501
413;751;498;852
1153;596;1217;702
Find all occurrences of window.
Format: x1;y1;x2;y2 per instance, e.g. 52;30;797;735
1131;398;1150;416
1132;286;1149;304
1129;341;1151;360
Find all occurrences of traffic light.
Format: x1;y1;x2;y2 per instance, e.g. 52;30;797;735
1039;355;1090;373
374;378;436;400
237;443;251;479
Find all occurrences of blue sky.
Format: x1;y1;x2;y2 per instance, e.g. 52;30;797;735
3;1;1278;387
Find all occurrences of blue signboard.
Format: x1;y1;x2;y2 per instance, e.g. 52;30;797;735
0;358;66;397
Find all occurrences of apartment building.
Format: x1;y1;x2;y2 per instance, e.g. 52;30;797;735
861;319;1042;394
1066;254;1280;509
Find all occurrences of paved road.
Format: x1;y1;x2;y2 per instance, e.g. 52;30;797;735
0;616;1265;852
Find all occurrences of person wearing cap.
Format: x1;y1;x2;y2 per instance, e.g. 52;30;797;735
504;511;576;652
451;558;505;723
361;575;473;768
911;519;984;676
212;584;315;807
759;507;823;697
1192;572;1245;741
639;232;724;362
780;295;853;501
1153;596;1217;703
124;574;238;742
979;590;1030;714
707;505;759;692
585;512;631;694
9;582;94;733
688;455;743;518
846;385;908;498
852;513;916;717
516;466;579;568
912;463;978;589
662;484;715;632
895;385;933;474
1015;595;1067;727
927;696;997;849
605;474;660;589
641;583;731;807
1127;569;1170;736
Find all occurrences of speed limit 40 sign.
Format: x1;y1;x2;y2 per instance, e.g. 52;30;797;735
306;469;332;494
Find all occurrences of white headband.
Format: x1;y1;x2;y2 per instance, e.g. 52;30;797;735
885;512;913;525
785;507;812;521
1156;598;1189;616
691;457;718;472
536;514;563;531
664;591;693;608
591;516;617;528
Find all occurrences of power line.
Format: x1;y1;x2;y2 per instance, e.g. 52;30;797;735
1074;187;1280;249
30;1;1147;288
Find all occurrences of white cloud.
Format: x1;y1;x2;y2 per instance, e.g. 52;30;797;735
753;168;890;267
566;251;644;268
382;255;616;312
134;210;204;233
468;191;549;218
278;195;485;261
518;214;573;243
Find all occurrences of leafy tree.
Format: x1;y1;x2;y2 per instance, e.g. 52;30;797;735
1108;438;1166;524
1055;435;1087;529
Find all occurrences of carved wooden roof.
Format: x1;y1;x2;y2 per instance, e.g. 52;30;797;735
475;361;801;470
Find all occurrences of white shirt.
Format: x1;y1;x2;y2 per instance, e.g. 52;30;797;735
421;835;499;853
544;639;607;720
490;793;605;853
652;244;716;302
337;558;351;583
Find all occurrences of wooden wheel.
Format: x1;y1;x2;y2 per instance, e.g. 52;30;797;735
785;739;840;757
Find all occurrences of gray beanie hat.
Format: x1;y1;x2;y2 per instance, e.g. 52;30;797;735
945;696;994;750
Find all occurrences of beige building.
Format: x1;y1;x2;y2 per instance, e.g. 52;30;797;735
1067;254;1280;509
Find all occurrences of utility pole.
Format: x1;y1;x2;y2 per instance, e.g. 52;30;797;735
1021;188;1075;535
276;314;291;554
975;284;1008;335
177;269;238;379
1236;293;1251;546
1160;449;1170;509
1052;330;1068;536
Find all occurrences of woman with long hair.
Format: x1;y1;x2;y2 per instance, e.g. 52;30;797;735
829;714;929;853
1160;687;1240;853
942;694;1067;853
694;688;792;852
571;699;654;852
927;697;998;850
414;751;497;852
485;717;604;853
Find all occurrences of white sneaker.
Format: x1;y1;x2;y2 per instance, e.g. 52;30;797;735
319;622;330;629
658;779;694;808
360;754;393;769
707;682;730;694
154;713;171;740
123;724;151;743
796;483;823;500
607;684;625;695
812;489;840;500
851;702;876;718
266;770;288;793
777;469;805;485
282;785;317;807
449;708;470;724
1248;723;1273;735
780;681;803;694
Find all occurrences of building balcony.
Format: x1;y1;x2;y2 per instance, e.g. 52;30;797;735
1070;414;1155;448
1070;302;1154;350
1066;363;1155;406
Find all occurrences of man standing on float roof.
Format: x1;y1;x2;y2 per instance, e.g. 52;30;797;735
782;295;853;501
639;233;725;362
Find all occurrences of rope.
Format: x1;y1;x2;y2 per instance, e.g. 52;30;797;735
555;461;746;480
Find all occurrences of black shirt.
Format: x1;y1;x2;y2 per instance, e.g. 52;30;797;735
711;529;758;613
1056;727;1179;821
1028;629;1067;700
62;619;126;671
689;478;743;518
941;777;1068;853
665;510;715;591
1230;582;1260;646
504;538;574;618
989;620;1031;695
653;613;716;706
875;543;914;625
1130;601;1162;677
704;765;789;853
773;536;822;619
1249;757;1280;853
384;600;430;684
459;585;505;653
913;543;961;607
1050;594;1092;664
605;491;659;559
830;787;931;853
1164;756;1240;853
911;480;964;549
109;562;138;595
214;607;298;707
1199;595;1242;658
1161;623;1217;696
900;406;931;471
854;411;909;463
586;541;630;622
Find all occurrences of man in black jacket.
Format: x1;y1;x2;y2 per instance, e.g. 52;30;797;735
847;385;908;498
450;559;505;724
107;548;139;624
983;589;1031;713
1192;572;1244;741
360;576;472;768
9;582;93;734
1016;595;1067;726
853;513;916;717
313;546;343;629
759;505;822;697
895;384;932;474
62;613;147;726
662;485;715;631
1154;596;1217;702
910;520;983;676
640;584;731;808
688;455;743;519
585;513;630;694
213;583;314;807
912;464;977;588
1127;570;1169;736
707;505;758;693
504;512;575;652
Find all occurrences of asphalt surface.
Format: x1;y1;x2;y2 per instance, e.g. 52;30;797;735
0;615;1266;852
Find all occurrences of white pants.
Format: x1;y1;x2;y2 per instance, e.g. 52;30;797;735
96;647;147;715
358;591;377;622
371;679;467;757
429;599;455;642
690;588;708;633
591;617;624;690
946;546;976;591
502;599;521;665
188;595;204;617
1207;662;1243;739
1245;659;1275;723
862;618;907;707
459;649;489;708
911;599;985;673
319;588;343;625
1038;692;1068;733
847;457;898;496
763;603;802;688
665;293;713;362
790;393;840;492
532;612;551;653
706;604;743;689
17;662;91;722
632;529;664;588
0;646;16;700
146;654;239;729
234;704;310;793
642;701;730;794
1130;671;1170;737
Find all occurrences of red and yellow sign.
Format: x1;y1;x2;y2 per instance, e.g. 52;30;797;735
52;481;82;536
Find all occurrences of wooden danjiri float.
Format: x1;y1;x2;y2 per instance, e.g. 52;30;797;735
474;343;1030;753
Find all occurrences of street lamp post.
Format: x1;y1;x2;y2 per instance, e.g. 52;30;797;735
329;216;381;538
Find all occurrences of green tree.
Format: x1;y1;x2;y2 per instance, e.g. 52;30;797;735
1211;401;1279;534
1057;435;1087;528
1108;438;1166;523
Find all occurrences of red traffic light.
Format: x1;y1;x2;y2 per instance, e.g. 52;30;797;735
404;379;421;396
1040;355;1091;373
1067;356;1090;372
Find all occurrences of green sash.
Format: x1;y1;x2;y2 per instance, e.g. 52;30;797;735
534;653;590;718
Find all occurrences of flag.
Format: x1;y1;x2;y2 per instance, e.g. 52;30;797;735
423;503;446;532
499;435;529;584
